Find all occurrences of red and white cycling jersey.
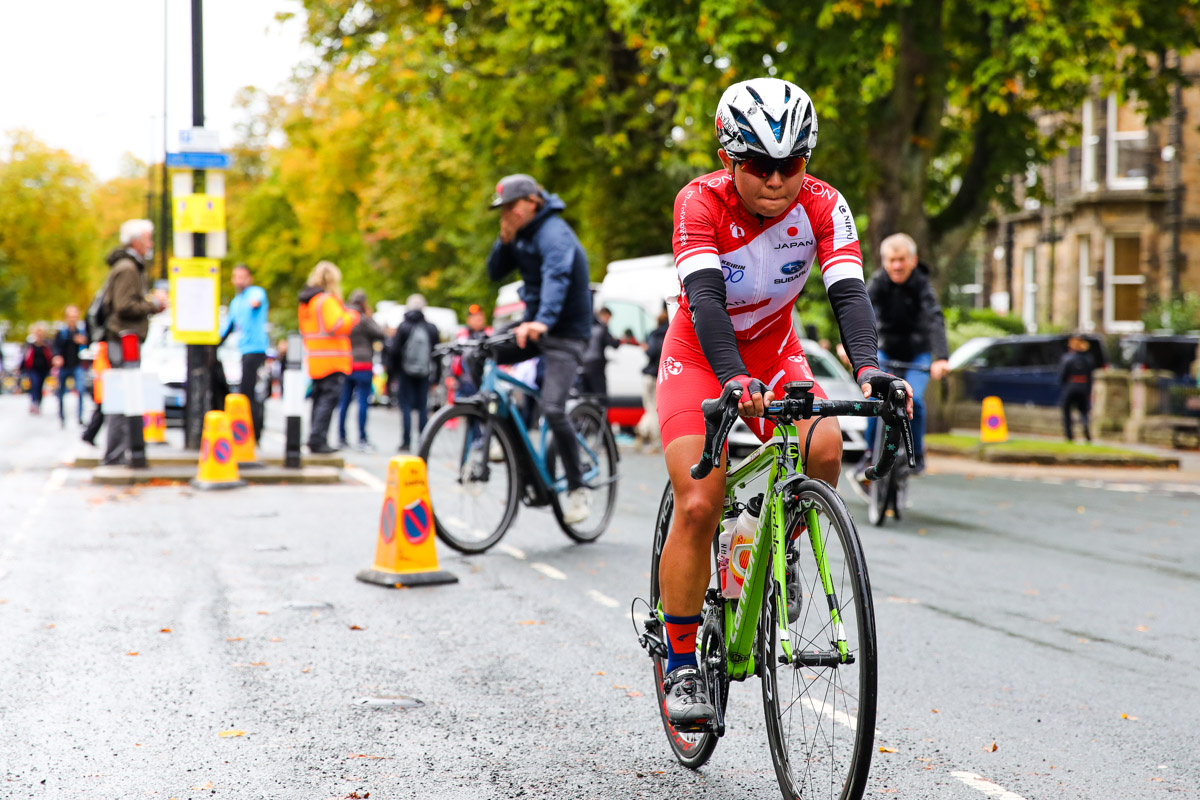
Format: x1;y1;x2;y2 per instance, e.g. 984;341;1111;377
672;170;864;343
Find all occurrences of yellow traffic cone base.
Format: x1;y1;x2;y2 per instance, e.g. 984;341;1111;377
356;456;457;588
191;411;246;491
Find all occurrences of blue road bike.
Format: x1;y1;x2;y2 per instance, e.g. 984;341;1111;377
418;334;619;554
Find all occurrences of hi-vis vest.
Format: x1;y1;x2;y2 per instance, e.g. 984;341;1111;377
93;342;110;403
298;292;360;379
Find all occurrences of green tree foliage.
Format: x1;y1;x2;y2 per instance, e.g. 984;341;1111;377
0;131;100;324
616;0;1199;282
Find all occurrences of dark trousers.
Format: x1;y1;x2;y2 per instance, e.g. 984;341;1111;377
397;373;431;448
82;405;104;444
102;339;129;466
308;373;345;449
240;352;267;441
476;335;587;490
338;369;374;443
580;361;607;400
1061;385;1091;442
27;371;48;408
56;365;87;423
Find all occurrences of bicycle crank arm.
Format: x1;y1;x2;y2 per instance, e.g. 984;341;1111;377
782;650;855;668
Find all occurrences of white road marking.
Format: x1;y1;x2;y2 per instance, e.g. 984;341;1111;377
586;589;620;608
497;544;526;560
951;771;1029;800
799;695;860;733
342;465;386;491
530;562;566;580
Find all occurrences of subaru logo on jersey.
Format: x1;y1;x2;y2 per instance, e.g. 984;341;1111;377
780;260;806;275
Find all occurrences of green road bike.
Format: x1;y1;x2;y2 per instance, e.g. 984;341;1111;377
637;378;913;800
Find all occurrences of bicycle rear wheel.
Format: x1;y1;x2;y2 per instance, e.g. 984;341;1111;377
549;401;618;542
761;479;877;800
418;403;519;554
648;483;719;769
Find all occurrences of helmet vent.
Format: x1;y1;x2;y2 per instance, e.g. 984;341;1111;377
731;109;759;146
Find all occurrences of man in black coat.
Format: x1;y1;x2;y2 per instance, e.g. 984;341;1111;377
864;233;950;472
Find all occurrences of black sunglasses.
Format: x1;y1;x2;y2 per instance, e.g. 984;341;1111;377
734;154;808;179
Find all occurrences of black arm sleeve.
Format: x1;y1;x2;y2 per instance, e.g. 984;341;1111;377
921;282;950;360
681;269;749;384
486;238;516;282
826;278;879;379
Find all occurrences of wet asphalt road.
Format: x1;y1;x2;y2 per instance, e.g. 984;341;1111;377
1;395;1198;799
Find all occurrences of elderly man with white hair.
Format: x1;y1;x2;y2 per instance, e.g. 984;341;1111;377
99;219;163;465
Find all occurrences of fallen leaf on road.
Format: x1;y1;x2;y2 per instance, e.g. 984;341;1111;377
517;620;544;625
917;528;927;536
226;637;243;642
301;666;311;673
45;623;55;629
915;757;933;762
160;628;172;633
594;671;606;675
349;624;365;631
269;637;283;642
257;610;269;615
1076;506;1085;514
191;781;214;789
626;691;643;697
613;684;629;690
249;661;268;666
1134;626;1149;632
1022;588;1039;596
345;792;370;798
126;651;139;656
878;746;897;753
988;742;998;752
931;709;939;713
1121;713;1138;720
1150;777;1164;782
887;596;919;604
218;729;245;738
347;754;390;759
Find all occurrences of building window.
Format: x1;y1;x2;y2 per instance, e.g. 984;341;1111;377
1078;236;1095;331
1104;235;1145;332
1081;99;1098;192
1022;248;1038;332
1106;95;1148;190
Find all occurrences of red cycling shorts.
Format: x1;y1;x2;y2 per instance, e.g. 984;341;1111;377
656;313;827;448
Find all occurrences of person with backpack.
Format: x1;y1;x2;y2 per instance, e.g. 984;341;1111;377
52;305;89;427
100;219;163;466
388;293;441;452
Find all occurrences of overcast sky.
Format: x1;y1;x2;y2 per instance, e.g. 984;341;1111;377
0;0;312;180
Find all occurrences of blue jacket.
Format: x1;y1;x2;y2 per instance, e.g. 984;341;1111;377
220;285;269;354
486;192;591;340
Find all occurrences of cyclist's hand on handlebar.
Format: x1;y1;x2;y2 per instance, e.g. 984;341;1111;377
857;367;914;419
727;375;774;417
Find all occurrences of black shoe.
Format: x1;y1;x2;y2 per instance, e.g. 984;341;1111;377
398;442;411;453
662;665;715;728
308;442;336;454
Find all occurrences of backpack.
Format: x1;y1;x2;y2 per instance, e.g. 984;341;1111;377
401;323;433;378
86;283;109;344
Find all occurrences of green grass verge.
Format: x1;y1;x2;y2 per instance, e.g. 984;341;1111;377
926;433;1160;459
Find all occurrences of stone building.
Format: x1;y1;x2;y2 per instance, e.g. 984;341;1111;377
982;52;1200;333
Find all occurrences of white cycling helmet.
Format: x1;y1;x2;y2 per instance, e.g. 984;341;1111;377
715;78;818;161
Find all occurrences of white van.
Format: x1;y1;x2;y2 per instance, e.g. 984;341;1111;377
594;255;680;428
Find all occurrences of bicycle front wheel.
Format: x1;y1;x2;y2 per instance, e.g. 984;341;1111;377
761;478;877;800
418;403;519;554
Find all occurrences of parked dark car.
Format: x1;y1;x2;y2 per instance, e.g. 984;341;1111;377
1118;333;1200;377
948;334;1108;406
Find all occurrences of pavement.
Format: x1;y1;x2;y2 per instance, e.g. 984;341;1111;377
1;394;1198;799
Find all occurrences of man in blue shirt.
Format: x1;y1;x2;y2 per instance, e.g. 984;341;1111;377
220;264;269;440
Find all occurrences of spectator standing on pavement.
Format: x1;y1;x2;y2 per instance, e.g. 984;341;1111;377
1058;335;1095;443
22;323;54;415
338;289;385;452
471;173;593;524
635;308;670;452
298;260;360;454
219;264;269;440
389;293;441;452
861;232;949;473
581;306;619;399
52;305;89;426
101;220;163;465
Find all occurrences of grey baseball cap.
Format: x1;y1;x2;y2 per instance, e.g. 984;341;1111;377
489;174;541;209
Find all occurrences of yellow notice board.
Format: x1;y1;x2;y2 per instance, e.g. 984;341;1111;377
169;258;221;344
174;193;226;233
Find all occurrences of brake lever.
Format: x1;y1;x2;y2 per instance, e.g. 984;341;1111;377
689;382;743;480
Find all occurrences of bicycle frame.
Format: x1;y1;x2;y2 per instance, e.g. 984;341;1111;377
474;358;604;496
717;426;848;681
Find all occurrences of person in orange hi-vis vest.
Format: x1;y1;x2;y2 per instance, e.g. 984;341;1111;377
81;341;110;446
298;260;360;454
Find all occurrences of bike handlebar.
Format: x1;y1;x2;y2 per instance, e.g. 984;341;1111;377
433;332;517;359
689;379;916;482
